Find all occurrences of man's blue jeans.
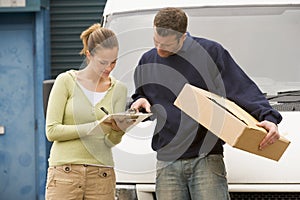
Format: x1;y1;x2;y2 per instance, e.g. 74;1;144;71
155;154;230;200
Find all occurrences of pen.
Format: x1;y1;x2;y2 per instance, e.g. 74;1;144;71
100;107;109;115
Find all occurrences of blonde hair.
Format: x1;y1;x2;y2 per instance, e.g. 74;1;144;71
80;23;119;56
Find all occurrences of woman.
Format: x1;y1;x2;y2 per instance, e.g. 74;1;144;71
45;23;127;200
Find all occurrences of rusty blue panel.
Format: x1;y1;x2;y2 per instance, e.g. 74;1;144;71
0;0;45;12
0;18;36;199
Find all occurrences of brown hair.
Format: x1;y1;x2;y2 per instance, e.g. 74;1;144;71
154;7;187;38
79;23;119;56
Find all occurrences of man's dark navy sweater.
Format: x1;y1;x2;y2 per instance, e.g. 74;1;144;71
132;34;282;161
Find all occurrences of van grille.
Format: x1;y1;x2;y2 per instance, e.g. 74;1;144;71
230;192;300;200
115;185;300;200
271;102;300;111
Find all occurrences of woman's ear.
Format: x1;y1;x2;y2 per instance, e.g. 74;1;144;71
85;50;92;60
86;50;91;56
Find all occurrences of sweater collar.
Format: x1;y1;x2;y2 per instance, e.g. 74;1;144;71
68;69;116;90
178;32;193;53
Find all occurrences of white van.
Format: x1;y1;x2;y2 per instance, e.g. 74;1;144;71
103;1;300;199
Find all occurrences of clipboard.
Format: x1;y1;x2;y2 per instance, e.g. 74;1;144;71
98;111;153;132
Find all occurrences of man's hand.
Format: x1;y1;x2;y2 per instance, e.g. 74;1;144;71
130;98;151;113
257;120;280;150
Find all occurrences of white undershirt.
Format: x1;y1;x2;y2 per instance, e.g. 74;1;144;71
78;82;107;106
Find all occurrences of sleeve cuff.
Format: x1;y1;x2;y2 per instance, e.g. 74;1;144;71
263;115;280;125
105;130;125;147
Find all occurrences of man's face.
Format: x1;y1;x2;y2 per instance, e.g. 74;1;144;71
153;28;185;58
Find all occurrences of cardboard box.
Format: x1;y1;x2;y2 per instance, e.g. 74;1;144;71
174;83;290;161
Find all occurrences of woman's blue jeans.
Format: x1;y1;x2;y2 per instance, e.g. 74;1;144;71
155;154;231;200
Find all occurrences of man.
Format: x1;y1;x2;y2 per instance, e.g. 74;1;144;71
130;7;282;200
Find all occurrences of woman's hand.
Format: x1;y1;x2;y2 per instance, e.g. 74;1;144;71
102;118;136;132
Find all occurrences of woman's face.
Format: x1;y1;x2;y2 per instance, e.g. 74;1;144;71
89;47;118;78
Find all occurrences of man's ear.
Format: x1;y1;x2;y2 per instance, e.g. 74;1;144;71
181;33;187;42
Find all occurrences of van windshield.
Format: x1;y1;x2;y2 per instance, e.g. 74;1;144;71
105;5;300;96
